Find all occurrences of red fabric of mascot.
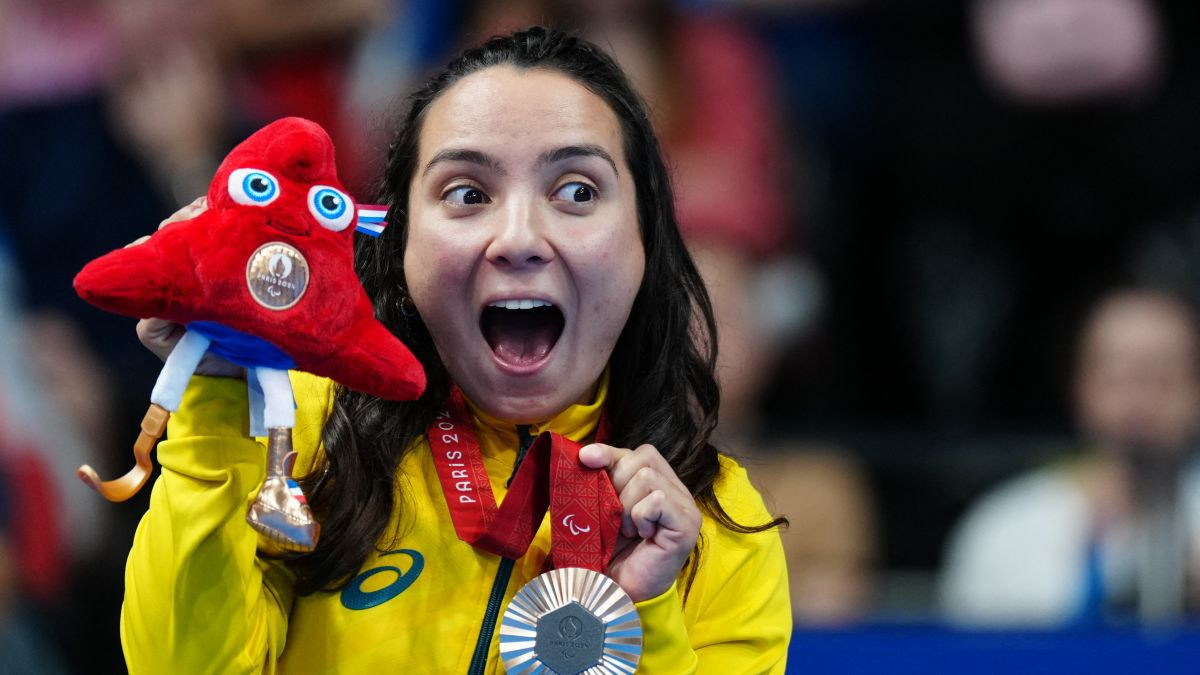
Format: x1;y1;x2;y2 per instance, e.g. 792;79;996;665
73;117;425;553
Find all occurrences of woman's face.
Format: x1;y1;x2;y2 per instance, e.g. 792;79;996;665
404;66;645;423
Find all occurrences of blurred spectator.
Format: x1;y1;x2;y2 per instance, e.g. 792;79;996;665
0;260;109;563
941;288;1200;626
210;0;389;198
341;0;465;197
0;231;84;674
105;0;388;203
104;1;228;206
971;0;1163;106
0;0;118;110
751;446;877;625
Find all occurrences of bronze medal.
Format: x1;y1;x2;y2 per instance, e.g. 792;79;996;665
246;242;309;310
499;566;642;674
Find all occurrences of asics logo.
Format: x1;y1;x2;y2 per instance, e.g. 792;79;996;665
340;549;424;610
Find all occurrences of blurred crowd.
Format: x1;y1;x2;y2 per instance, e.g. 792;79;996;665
3;0;1200;671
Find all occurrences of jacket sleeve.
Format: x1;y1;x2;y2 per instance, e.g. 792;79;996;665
120;373;330;674
635;457;792;674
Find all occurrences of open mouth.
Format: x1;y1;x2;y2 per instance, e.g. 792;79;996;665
480;299;565;368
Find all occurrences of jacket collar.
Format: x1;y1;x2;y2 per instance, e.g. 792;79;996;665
463;371;608;462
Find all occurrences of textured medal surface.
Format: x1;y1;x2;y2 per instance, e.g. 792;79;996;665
499;567;641;674
245;242;309;310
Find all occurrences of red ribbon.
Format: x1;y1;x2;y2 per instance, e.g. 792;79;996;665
427;389;622;573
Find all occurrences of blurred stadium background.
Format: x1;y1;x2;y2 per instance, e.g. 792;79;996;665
3;0;1200;672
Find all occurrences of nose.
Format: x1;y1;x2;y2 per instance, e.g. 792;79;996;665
485;199;555;269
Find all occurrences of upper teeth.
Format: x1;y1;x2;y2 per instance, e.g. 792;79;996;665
488;299;551;310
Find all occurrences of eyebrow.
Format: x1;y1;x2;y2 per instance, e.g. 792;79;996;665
422;149;504;177
538;145;619;177
421;145;619;178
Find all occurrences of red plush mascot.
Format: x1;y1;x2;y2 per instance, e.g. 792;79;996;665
73;117;425;553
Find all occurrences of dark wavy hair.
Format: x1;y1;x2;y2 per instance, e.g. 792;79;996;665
291;26;783;594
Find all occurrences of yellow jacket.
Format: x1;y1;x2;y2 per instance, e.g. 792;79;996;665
121;372;790;673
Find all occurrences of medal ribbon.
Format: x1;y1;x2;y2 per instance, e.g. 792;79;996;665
427;389;622;573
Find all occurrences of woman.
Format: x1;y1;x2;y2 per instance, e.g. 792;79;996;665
122;27;789;673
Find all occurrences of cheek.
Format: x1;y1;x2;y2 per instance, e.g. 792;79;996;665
403;230;461;314
583;235;644;333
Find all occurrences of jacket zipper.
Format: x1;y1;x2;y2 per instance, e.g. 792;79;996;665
466;425;534;675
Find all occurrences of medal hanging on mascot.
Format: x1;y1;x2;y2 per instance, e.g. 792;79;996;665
427;392;643;674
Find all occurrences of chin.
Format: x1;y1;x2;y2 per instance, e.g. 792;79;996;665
481;392;567;425
471;367;595;425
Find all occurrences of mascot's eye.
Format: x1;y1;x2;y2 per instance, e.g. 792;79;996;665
228;168;280;206
308;185;354;232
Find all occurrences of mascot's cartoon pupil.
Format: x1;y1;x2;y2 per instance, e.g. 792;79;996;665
315;189;345;218
249;176;271;195
244;173;276;201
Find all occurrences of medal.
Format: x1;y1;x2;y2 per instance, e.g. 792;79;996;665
427;392;642;673
245;242;309;310
499;567;641;674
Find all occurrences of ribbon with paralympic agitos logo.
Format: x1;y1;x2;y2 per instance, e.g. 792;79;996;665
426;390;642;673
426;388;621;571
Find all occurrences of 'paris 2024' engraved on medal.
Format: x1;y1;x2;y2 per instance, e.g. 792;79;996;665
246;242;309;310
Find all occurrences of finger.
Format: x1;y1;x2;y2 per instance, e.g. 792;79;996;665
579;445;639;535
630;489;700;541
136;318;186;361
620;464;688;503
608;444;677;494
629;490;669;540
618;465;664;536
578;443;630;471
136;317;183;344
611;463;653;539
158;195;207;230
620;464;695;536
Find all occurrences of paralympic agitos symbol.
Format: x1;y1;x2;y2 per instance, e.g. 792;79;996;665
562;513;591;537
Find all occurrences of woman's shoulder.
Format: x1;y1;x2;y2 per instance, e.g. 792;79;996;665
684;453;790;636
700;454;784;560
709;453;774;526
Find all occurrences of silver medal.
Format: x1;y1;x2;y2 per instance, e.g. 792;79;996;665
499;567;642;674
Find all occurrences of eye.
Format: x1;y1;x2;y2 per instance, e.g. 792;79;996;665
228;168;279;206
551;182;596;203
444;185;489;206
307;185;354;232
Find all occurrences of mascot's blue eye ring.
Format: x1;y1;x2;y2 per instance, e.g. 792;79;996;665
228;168;280;206
308;185;354;232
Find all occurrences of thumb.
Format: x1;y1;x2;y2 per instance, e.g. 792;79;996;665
578;443;621;470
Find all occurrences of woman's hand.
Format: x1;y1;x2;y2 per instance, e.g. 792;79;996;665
578;443;702;602
133;197;241;378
